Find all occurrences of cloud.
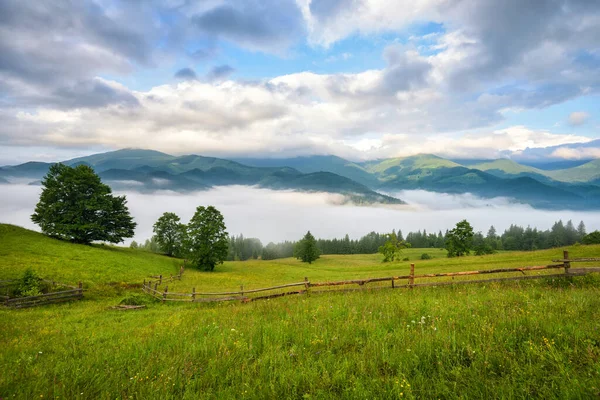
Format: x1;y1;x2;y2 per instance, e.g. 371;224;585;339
550;147;600;160
191;0;305;52
568;111;590;126
174;68;197;80
207;65;235;81
3;184;600;245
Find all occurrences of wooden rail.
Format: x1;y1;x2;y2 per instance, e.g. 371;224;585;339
142;250;600;305
3;281;83;308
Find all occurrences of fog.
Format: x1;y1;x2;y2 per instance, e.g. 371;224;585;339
1;184;600;245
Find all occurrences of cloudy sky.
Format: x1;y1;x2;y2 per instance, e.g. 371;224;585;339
1;0;599;165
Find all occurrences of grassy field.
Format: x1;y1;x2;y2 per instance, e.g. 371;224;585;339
1;224;600;399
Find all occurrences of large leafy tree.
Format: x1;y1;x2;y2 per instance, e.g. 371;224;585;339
31;163;136;244
153;212;185;257
294;231;320;264
445;220;474;257
186;206;228;271
378;231;410;262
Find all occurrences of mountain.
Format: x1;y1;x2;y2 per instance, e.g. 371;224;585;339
546;159;600;183
2;148;600;209
0;161;54;179
65;148;175;170
233;155;378;187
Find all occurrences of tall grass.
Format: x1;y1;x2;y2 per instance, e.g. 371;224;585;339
1;224;599;399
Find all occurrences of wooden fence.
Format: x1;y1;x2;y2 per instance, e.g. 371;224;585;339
2;280;84;309
142;251;600;305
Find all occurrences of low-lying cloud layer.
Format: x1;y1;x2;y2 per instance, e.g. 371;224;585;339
2;185;599;245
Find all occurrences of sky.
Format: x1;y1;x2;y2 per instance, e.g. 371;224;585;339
1;0;599;165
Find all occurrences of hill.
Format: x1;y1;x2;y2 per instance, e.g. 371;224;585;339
0;224;181;289
2;148;600;209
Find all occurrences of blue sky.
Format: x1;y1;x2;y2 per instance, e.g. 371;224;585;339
0;0;598;164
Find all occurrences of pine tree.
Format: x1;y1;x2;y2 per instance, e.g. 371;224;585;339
294;231;320;264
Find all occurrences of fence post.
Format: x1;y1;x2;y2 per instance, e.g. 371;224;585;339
192;287;196;302
304;277;310;295
78;281;83;299
240;285;244;301
391;278;395;289
564;250;571;275
410;264;415;288
159;275;163;285
163;286;168;303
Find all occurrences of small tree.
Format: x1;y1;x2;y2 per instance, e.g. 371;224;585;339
582;231;600;245
31;163;136;244
445;220;474;257
378;231;410;262
153;212;185;257
294;231;320;264
186;206;228;271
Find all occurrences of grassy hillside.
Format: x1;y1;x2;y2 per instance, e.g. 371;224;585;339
548;159;600;183
0;224;181;290
1;227;600;398
364;154;461;178
469;159;544;175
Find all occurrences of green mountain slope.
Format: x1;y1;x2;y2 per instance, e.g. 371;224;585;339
547;159;600;183
65;148;175;170
233;155;377;187
469;159;544;175
363;155;461;180
0;224;181;288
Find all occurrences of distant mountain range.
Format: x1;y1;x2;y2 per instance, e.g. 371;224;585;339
1;148;600;210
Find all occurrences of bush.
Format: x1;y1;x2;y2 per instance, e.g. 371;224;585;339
16;269;46;297
420;253;432;260
402;257;410;261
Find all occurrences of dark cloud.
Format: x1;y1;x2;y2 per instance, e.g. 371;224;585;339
192;0;305;52
174;68;197;80
52;79;140;109
0;0;162;109
309;0;357;22
207;65;235;81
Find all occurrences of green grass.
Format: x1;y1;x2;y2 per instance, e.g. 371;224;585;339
0;224;181;292
1;224;600;399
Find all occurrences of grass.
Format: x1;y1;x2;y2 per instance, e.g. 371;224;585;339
0;224;181;293
1;224;600;399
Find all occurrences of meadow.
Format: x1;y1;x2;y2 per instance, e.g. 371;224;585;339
1;224;600;399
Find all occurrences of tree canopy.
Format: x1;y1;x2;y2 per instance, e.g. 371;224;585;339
153;212;185;257
294;231;320;264
445;220;474;257
186;206;229;271
378;231;410;262
31;163;136;244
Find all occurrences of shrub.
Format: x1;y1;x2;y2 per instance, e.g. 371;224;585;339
402;257;410;261
420;253;432;260
17;269;46;297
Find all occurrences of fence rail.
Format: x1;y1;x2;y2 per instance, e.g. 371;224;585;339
3;281;83;308
142;250;600;305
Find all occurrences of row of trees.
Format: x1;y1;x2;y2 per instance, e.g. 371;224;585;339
150;209;229;270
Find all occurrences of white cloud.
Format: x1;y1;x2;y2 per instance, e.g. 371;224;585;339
568;111;590;126
550;147;600;160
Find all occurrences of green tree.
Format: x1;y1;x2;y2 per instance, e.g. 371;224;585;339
582;231;600;245
445;220;474;257
378;231;410;262
294;231;320;264
31;163;136;244
186;206;229;271
153;212;185;257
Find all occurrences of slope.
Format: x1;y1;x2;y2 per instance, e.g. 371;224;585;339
0;224;181;289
